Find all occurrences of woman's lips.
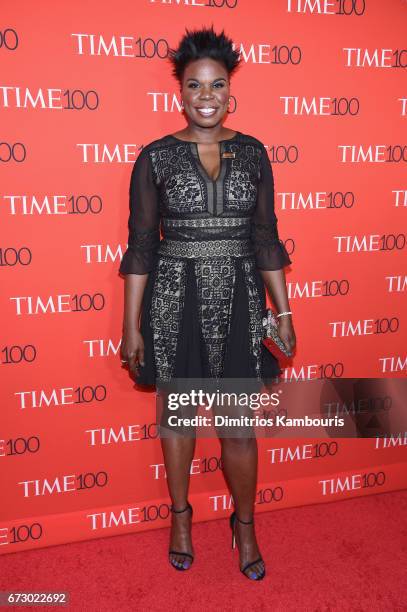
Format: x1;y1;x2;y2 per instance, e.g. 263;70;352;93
195;107;218;117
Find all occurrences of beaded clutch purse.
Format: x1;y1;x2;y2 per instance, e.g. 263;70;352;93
261;308;293;358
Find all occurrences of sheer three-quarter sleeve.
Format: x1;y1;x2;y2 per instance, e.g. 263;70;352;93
250;144;292;270
119;147;160;275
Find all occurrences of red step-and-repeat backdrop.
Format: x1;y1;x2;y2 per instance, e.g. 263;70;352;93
1;0;406;554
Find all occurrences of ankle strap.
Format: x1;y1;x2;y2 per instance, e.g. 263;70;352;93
234;512;254;525
170;502;192;514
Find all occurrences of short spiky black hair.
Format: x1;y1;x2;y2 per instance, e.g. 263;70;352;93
168;25;241;84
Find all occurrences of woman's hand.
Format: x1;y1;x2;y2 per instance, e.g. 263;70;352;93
259;269;296;356
277;316;296;355
120;327;145;378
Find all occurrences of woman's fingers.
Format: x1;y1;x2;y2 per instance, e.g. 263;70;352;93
279;329;295;353
128;349;145;375
138;346;145;367
120;352;130;367
278;320;296;353
120;332;145;374
128;351;138;371
120;342;128;366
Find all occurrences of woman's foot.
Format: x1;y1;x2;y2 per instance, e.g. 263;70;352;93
232;514;265;580
168;502;194;570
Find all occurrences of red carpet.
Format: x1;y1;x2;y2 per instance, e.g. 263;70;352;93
1;489;406;611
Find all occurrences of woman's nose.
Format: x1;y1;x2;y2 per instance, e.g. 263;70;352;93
199;87;214;99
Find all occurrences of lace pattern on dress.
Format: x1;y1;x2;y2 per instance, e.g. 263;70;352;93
157;239;252;259
224;143;261;211
195;258;236;379
163;217;251;228
242;258;264;379
150;144;207;213
151;258;187;382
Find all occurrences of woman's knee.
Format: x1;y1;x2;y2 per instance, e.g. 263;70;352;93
220;436;256;452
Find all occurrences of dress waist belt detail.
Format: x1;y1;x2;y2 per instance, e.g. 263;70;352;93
157;239;253;259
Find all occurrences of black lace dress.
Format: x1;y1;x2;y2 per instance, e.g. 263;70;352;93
119;131;292;387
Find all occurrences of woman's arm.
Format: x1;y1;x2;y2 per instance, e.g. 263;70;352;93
119;146;160;376
123;274;148;333
251;142;296;354
121;274;149;373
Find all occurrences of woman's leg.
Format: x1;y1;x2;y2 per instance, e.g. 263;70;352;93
219;436;265;577
158;384;198;568
161;436;196;568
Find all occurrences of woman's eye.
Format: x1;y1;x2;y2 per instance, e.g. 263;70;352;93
187;82;225;89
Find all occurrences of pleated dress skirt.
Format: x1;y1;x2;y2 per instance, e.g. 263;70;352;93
134;252;282;389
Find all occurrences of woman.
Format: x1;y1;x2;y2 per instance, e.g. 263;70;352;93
119;26;296;581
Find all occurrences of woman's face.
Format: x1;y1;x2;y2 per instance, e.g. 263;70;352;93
180;58;230;129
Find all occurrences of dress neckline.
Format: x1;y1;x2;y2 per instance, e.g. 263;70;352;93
169;130;241;144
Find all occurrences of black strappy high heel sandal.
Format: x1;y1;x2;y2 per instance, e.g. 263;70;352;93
168;502;194;571
230;511;265;581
